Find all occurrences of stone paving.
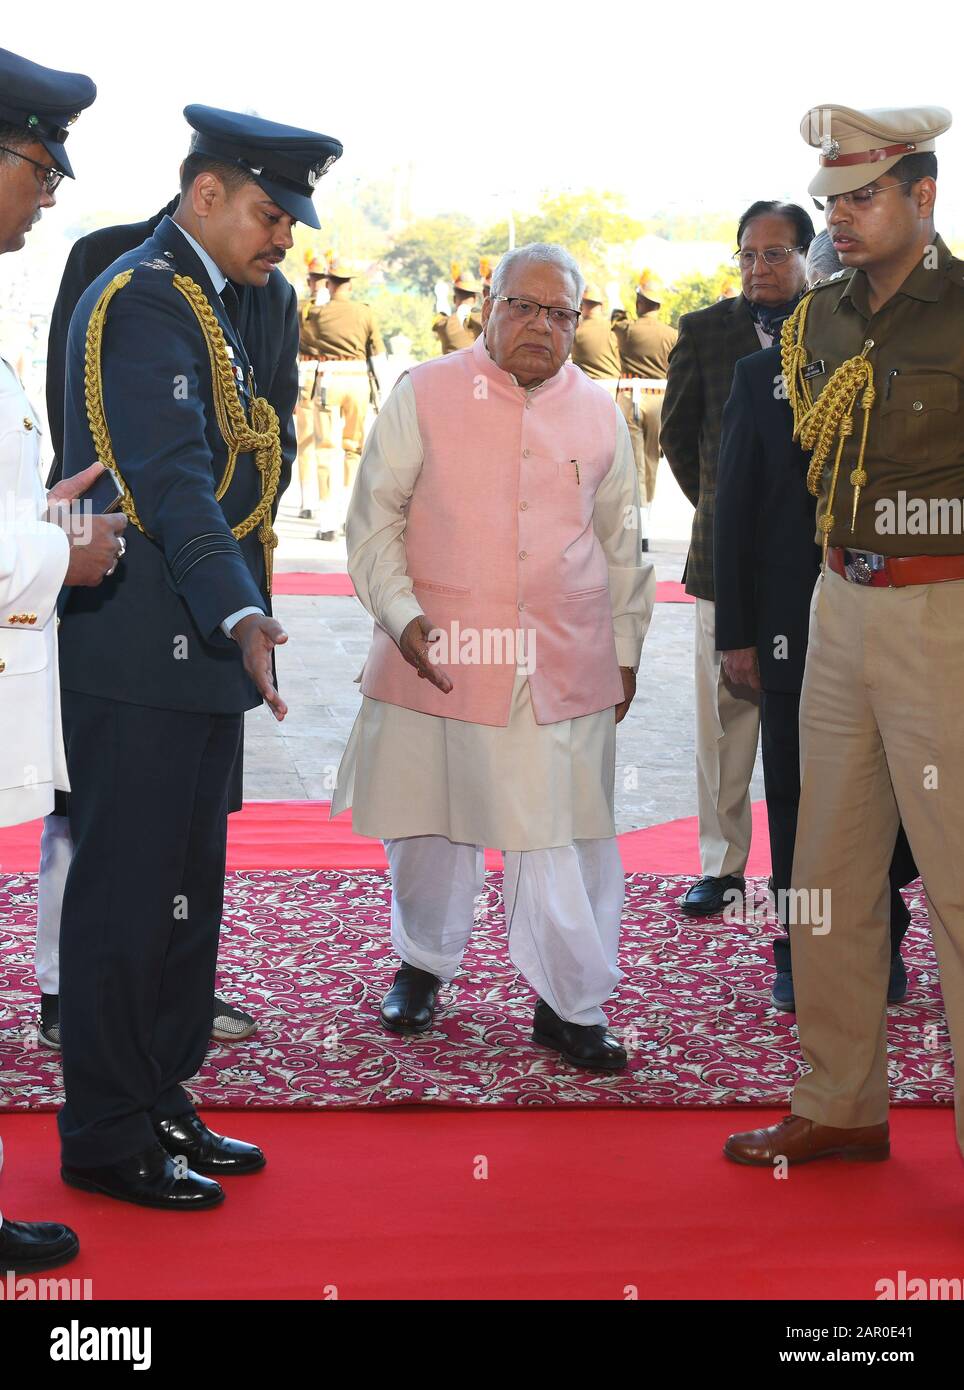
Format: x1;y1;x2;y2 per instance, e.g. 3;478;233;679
245;468;765;832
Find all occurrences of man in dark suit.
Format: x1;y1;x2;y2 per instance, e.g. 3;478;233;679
55;106;342;1209
660;201;815;919
35;162;302;1052
714;230;915;1010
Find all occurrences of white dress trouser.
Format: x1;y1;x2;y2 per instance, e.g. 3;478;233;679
384;834;624;1026
693;597;761;878
35;813;72;995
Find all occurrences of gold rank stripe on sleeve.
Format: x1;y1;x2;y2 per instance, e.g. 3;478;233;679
781;290;876;566
83;270;283;592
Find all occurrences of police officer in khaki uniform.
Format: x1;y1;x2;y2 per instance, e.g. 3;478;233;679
571;282;621;397
614;272;677;547
297;254;384;539
433;267;483;353
726;104;964;1167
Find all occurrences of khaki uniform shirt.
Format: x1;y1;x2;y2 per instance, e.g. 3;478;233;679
299;296;384;360
614;312;678;378
797;236;964;554
571;317;621;380
433;310;482;354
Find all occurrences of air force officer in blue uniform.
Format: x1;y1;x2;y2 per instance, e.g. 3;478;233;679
57;109;342;1209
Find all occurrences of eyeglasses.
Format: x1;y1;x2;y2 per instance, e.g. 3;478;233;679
492;295;580;330
732;246;804;269
0;145;64;195
815;179;920;212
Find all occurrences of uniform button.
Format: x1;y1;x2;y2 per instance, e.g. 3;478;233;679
23;418;33;431
519;550;528;560
21;614;29;624
0;660;5;673
913;400;924;411
28;614;37;624
863;338;874;350
519;501;528;510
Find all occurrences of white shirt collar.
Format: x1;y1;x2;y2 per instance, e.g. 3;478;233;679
170;220;228;294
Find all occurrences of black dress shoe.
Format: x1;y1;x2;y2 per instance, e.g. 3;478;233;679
379;963;441;1034
531;999;627;1071
154;1113;266;1175
62;1142;224;1210
678;873;746;918
39;991;61;1050
0;1217;79;1274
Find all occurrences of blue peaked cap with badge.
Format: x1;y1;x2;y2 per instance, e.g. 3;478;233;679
183;105;343;230
0;47;96;178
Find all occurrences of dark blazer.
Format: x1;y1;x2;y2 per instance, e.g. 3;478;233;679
59;216;277;715
659;293;761;600
45;198;299;499
713;344;821;693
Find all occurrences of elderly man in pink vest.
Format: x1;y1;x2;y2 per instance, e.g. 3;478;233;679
333;242;655;1069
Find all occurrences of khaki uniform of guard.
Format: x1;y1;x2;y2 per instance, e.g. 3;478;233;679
614;293;677;506
781;105;964;1156
296;293;383;511
433;307;483;354
571;285;621;400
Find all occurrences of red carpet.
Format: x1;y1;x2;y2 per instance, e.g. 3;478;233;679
2;868;944;1111
0;798;771;873
271;571;694;604
3;1106;960;1300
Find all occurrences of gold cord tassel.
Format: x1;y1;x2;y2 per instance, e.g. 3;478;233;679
780;304;875;567
84;271;282;592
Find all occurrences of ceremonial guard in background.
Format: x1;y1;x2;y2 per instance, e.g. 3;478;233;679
571;282;621;398
34;111;302;1051
726;104;964;1167
298;254;385;540
614;271;677;548
432;265;483;353
0;44;118;1272
56;106;342;1209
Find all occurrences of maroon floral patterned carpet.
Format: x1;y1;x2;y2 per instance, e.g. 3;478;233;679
0;870;952;1111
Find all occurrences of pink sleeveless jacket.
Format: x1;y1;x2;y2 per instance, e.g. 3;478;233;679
359;335;624;726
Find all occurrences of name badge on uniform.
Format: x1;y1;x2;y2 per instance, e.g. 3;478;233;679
802;360;826;381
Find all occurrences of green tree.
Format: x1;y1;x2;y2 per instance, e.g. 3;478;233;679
386;215;480;294
364;285;439;361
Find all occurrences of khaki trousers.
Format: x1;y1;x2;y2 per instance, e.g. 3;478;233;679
791;569;964;1157
694;597;761;878
296;368;369;523
618;388;664;505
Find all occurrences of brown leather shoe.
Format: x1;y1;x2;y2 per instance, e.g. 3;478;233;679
724;1114;890;1166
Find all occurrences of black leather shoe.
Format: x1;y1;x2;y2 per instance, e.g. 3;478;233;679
154;1113;266;1175
531;999;627;1071
0;1217;79;1274
379;963;441;1034
62;1142;224;1209
678;873;746;918
887;954;908;1004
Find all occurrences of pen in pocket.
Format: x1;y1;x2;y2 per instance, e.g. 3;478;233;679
570;458;580;485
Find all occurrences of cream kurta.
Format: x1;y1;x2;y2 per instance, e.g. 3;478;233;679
331;373;654;851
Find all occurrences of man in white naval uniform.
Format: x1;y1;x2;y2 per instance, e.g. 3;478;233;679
0;45;125;1273
334;243;654;1069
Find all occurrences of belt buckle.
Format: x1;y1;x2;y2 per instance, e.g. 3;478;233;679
843;549;884;585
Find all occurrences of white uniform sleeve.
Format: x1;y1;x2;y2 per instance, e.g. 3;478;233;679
345;373;425;645
592;405;656;671
0;524;69;630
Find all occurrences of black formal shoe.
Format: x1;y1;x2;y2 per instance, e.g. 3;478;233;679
678;873;746;918
0;1217;79;1274
39;991;61;1050
379;963;441;1034
154;1113;266;1175
640;537;650;552
531;999;627;1071
316;529;336;542
298;507;315;520
887;954;909;1005
62;1143;224;1210
771;969;796;1012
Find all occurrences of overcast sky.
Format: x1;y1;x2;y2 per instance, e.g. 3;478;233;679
5;1;963;239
